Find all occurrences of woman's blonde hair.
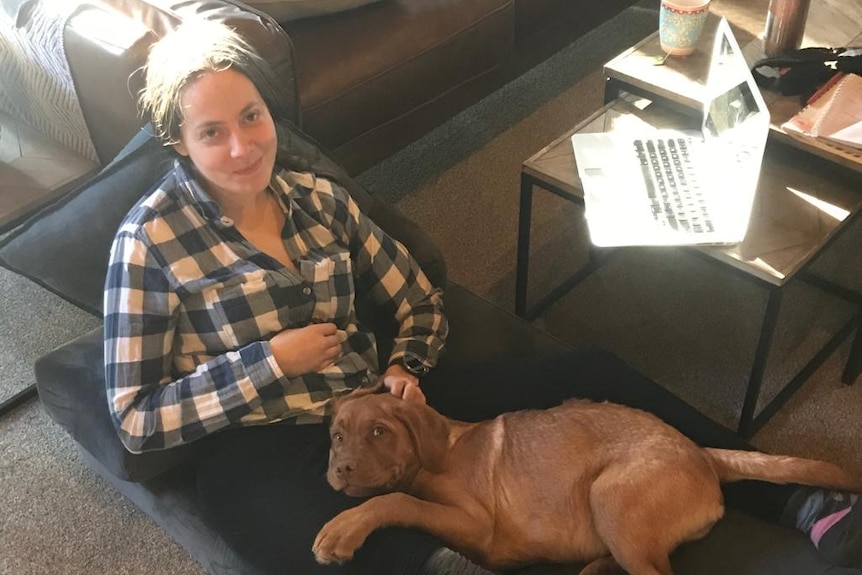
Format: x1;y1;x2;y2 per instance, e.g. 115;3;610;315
138;19;284;145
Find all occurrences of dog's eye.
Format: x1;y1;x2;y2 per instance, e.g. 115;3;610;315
372;426;387;437
332;432;343;442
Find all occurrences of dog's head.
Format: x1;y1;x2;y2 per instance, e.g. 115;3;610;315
325;385;450;497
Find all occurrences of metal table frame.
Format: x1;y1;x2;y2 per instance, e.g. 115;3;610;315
0;386;38;418
514;170;861;438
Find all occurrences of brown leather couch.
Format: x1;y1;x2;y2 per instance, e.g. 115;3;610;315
64;0;641;173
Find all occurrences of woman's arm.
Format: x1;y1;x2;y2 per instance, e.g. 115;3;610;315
103;227;286;453
315;177;449;372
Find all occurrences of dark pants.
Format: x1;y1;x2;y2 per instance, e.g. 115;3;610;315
196;348;794;575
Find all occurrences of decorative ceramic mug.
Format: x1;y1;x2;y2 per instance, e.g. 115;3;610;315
659;0;711;56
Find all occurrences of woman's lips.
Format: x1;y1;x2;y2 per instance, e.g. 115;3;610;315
235;157;262;176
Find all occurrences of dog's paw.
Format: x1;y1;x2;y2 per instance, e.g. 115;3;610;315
312;508;371;565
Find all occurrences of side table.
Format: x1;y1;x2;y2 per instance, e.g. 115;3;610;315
515;97;862;437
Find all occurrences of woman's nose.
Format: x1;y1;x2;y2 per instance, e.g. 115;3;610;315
229;131;251;157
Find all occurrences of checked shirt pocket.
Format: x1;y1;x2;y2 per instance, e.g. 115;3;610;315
208;271;288;348
301;251;355;327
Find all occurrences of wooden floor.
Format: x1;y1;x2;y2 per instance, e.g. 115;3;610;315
0;111;97;232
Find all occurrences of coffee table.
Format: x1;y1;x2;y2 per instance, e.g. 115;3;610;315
514;18;862;437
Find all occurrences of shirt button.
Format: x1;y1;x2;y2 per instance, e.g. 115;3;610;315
302;286;312;296
219;216;233;226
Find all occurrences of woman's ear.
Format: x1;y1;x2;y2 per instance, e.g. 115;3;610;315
173;141;189;156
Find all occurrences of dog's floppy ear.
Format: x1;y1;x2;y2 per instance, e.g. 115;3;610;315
392;402;450;473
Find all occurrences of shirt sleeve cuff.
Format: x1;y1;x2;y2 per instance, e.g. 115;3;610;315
238;340;286;395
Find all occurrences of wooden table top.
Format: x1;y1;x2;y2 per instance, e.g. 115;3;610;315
522;0;862;286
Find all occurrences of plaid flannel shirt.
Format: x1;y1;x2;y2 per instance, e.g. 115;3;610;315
104;160;447;453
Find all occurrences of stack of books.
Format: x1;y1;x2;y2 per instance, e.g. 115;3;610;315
781;73;862;162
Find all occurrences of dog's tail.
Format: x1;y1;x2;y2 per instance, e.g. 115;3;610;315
705;448;862;492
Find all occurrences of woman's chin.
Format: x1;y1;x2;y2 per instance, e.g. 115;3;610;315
232;153;275;192
229;171;271;195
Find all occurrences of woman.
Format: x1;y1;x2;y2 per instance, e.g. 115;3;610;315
104;19;860;575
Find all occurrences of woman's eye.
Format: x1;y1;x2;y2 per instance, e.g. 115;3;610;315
200;128;220;140
332;432;343;442
372;426;387;437
246;110;260;122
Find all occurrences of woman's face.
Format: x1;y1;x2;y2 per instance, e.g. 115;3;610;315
173;68;277;202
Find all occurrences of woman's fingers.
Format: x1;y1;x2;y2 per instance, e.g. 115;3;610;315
381;365;425;404
402;383;426;404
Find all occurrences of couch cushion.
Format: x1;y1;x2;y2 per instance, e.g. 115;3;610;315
244;0;384;22
282;0;513;155
0;127;170;316
34;326;195;482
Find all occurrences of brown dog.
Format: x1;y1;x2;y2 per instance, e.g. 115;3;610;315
312;387;862;574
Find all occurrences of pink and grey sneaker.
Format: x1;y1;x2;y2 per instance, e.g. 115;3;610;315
782;487;862;567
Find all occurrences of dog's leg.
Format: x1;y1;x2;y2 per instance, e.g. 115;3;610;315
313;492;490;565
589;511;675;573
586;465;724;575
579;556;627;575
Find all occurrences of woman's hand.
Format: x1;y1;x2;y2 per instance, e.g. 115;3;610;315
382;363;425;404
270;323;341;377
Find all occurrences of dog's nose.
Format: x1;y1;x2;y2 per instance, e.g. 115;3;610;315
335;462;355;479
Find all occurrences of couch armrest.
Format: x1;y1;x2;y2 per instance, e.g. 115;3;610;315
65;0;299;164
34;327;195;482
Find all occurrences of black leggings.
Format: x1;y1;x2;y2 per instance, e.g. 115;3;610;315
195;348;795;575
